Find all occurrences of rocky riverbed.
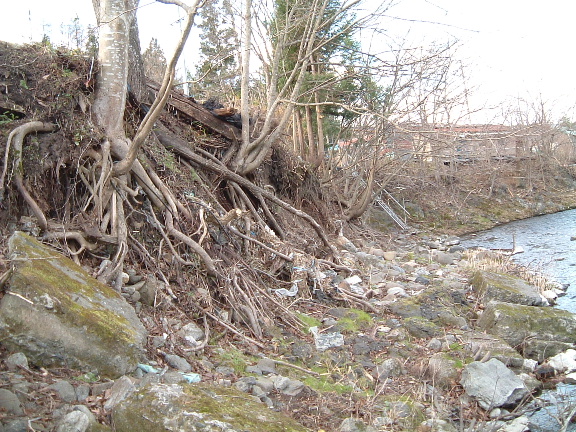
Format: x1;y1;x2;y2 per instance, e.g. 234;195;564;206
2;229;576;432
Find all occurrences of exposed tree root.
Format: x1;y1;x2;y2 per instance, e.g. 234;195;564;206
154;124;337;256
2;121;57;230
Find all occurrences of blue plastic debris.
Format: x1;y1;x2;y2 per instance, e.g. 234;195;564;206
137;363;159;374
181;373;202;383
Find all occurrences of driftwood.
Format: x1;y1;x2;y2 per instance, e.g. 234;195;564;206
146;81;240;142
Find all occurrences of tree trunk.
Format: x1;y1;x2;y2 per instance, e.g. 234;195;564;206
305;105;316;164
92;0;139;137
240;0;252;151
312;62;324;168
295;109;306;159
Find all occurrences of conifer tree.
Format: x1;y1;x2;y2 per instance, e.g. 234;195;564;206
193;0;240;102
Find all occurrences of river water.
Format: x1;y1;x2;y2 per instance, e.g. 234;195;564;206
460;208;576;312
460;209;576;431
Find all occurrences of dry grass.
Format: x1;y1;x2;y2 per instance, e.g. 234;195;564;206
463;249;557;293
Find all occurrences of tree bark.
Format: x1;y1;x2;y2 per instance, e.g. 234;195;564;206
92;0;139;137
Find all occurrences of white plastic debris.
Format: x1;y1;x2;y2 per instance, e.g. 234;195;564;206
344;275;362;285
273;280;301;297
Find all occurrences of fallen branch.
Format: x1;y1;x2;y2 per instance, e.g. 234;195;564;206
204;310;266;349
260;355;322;377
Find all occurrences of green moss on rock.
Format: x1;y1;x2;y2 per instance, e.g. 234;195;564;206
478;301;576;360
0;232;146;377
112;383;310;432
471;270;546;306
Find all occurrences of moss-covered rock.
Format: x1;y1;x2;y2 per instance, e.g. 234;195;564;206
477;301;576;361
112;383;310;432
389;286;471;330
471;270;547;306
403;316;442;338
0;232;147;377
461;330;525;368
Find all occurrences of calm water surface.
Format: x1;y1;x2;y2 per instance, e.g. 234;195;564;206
460;208;576;312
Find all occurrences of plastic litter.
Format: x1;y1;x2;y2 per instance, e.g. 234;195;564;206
273;280;301;297
137;363;159;374
181;373;202;383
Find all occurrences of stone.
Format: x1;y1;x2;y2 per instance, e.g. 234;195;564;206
0;388;24;415
2;419;29;432
339;417;377;432
460;358;529;410
0;232;147;378
471;271;548;306
56;410;91;432
254;357;276;375
426;352;461;388
344;275;362;285
5;352;28;371
498;415;530;432
162;371;188;385
427;338;443;351
71;405;97;426
48;380;77;403
112;383;309;432
390;287;470;323
382;251;397;261
403;317;442;338
310;326;345;351
178;322;205;347
251;385;267;399
418;418;458;432
92;381;115;397
75;385;90;402
477;301;576;361
432;251;456;265
103;376;136;411
387;286;407;297
355;252;382;267
272;375;305;396
234;376;256;393
547;349;576;374
373;358;404;381
522;339;574;362
367;247;387;258
215;366;235;376
518;373;542;394
254;376;275;394
565;372;576;384
164;354;192;372
460;331;525;368
139;277;162;306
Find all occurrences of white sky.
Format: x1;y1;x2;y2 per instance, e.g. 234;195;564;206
0;0;574;124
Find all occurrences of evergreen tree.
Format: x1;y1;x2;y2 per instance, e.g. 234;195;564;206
194;0;240;102
142;38;167;83
270;0;381;163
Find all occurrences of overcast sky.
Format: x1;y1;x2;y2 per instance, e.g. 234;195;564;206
0;0;574;124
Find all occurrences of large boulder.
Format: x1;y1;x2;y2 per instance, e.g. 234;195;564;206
471;270;547;306
460;358;530;410
0;232;147;377
112;383;309;432
477;301;576;361
389;286;470;329
460;330;525;368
